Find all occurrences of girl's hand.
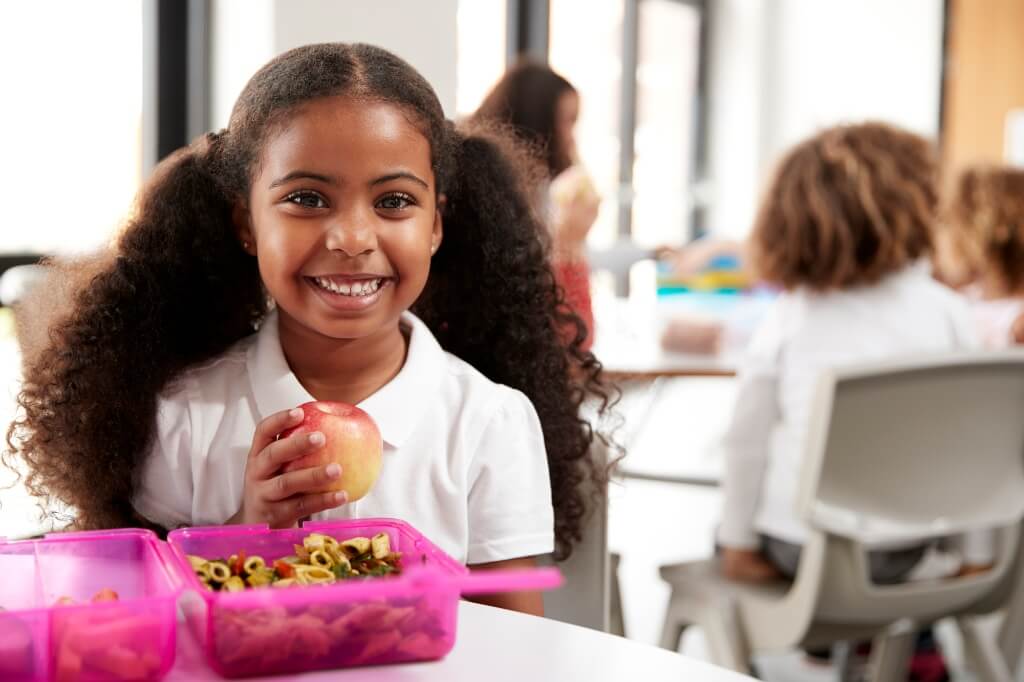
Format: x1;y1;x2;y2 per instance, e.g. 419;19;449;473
956;562;994;578
550;167;600;259
720;547;784;583
228;408;348;528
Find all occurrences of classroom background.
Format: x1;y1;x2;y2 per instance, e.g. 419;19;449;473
2;2;1024;681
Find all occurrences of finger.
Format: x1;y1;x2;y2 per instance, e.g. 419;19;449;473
249;408;305;458
263;463;343;502
251;430;325;481
271;490;349;526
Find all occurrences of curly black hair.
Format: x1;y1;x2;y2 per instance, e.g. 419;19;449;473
5;43;614;559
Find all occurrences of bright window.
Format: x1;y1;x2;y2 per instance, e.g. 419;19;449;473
549;0;624;249
0;2;143;256
456;0;508;118
549;0;704;250
633;0;701;247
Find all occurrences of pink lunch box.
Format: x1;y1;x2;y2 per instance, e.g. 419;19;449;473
165;517;561;678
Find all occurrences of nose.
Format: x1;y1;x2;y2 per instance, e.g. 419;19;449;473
324;207;377;257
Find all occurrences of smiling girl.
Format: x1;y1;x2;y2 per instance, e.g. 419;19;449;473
6;43;613;615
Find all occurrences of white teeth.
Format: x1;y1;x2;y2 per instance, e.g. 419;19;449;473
313;277;383;297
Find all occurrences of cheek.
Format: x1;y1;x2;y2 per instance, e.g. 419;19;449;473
385;223;435;275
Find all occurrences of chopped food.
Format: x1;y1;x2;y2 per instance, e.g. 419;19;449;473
187;531;402;591
212;597;449;675
0;612;33;679
46;589;166;681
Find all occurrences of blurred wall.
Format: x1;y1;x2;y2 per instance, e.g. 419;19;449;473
705;0;944;239
942;0;1024;174
210;0;458;129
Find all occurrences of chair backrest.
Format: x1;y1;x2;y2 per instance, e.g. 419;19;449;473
788;352;1024;625
541;441;611;632
797;352;1024;544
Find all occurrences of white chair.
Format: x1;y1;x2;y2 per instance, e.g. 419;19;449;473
657;352;1024;682
542;440;611;632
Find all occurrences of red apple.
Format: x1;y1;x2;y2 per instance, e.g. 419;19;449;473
280;401;383;502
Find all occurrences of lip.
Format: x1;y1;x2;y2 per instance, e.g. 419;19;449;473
304;275;392;312
307;273;391;281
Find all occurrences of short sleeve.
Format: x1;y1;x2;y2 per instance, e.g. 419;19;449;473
466;388;555;564
132;380;196;530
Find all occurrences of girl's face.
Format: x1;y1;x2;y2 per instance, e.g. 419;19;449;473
237;96;442;342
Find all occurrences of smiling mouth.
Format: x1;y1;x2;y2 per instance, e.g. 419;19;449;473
307;276;390;297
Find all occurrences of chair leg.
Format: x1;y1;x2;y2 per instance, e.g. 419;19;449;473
658;591;751;674
609;552;626;637
832;640;857;682
997;595;1024;676
960;616;1014;682
658;617;686;652
698;598;751;674
867;622;915;682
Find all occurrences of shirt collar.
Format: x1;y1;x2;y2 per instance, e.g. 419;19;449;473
246;309;444;450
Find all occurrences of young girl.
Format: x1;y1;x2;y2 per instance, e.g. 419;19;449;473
472;60;599;350
5;43;612;615
937;165;1024;348
716;122;990;584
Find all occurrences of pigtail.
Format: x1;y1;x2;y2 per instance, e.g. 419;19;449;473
414;122;617;560
5;133;266;530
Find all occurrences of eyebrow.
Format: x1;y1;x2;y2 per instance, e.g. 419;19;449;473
371;172;430;190
268;170;336;189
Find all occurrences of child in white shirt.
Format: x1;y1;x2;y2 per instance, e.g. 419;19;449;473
936;165;1024;349
717;122;990;583
6;43;615;615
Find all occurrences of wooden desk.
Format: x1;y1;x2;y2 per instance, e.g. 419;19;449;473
167;601;757;681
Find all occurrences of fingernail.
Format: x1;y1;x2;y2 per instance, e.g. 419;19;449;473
333;491;347;505
289;408;303;419
325;463;341;478
309;432;325;446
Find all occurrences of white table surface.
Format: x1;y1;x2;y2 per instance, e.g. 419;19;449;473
167;600;755;681
591;294;773;379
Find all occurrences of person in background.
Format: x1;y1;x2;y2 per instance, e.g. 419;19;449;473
936;165;1024;348
473;60;599;350
4;43;615;615
716;122;989;680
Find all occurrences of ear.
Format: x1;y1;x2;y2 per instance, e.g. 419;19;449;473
431;194;445;255
232;201;256;255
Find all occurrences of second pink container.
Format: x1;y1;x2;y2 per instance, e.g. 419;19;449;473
0;528;179;682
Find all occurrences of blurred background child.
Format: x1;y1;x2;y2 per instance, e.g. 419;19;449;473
717;122;988;581
473;60;600;350
714;120;990;678
937;165;1024;348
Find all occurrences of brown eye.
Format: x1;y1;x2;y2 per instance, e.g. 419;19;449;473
285;191;327;209
376;193;414;211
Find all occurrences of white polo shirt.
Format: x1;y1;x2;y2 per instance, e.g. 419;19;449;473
133;309;555;565
717;263;991;561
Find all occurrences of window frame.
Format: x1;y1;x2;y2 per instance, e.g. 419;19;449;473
514;0;711;293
